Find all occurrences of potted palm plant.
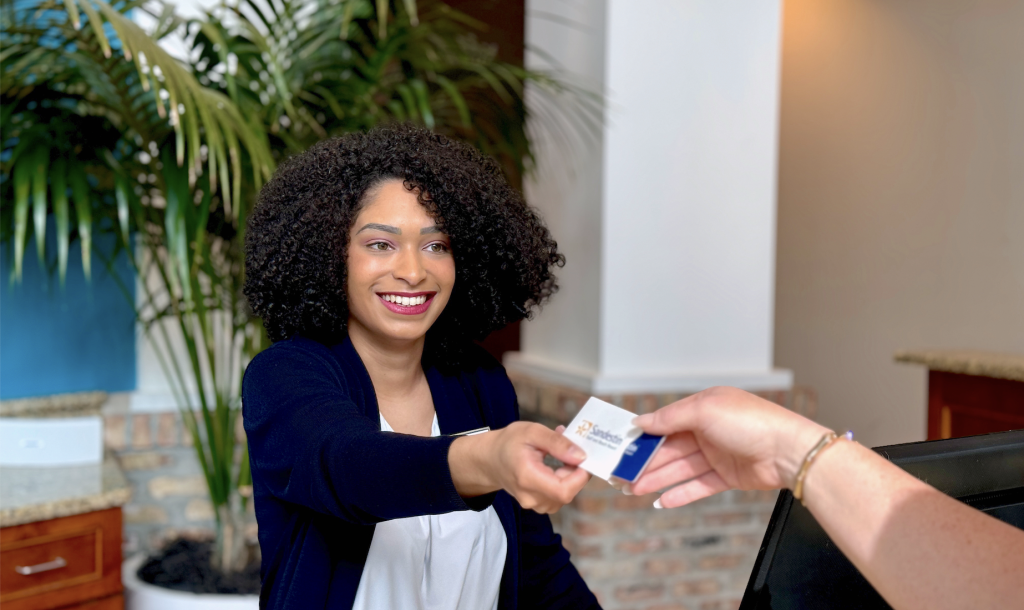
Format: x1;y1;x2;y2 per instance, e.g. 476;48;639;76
3;0;272;604
2;0;597;605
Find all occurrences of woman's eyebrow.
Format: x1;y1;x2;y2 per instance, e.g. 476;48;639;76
420;225;442;235
356;223;400;235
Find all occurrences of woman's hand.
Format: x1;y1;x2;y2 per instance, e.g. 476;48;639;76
450;422;591;514
629;386;830;508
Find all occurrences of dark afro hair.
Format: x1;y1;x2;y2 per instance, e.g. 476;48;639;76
244;123;565;360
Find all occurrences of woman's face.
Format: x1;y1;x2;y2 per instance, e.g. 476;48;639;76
346;179;455;346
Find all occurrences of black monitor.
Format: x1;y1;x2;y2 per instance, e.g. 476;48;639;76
740;429;1024;609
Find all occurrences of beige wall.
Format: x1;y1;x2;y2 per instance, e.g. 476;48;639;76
775;0;1024;447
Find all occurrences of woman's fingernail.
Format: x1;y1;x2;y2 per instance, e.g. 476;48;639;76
653;497;663;509
570;447;587;461
622;484;634;496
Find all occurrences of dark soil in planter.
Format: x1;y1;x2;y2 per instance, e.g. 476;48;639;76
137;538;261;595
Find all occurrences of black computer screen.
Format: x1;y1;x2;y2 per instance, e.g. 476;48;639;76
740;429;1024;609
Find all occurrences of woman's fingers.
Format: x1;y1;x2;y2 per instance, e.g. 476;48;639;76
633;395;701;435
518;458;589;512
630;450;712;496
619;431;698;496
643;431;699;472
617;432;700;495
553;464;581;479
656;471;731;509
528;423;587;466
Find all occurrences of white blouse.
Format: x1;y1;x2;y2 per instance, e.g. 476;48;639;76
351;413;507;610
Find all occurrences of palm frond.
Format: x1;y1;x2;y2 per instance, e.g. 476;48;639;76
1;0;273;286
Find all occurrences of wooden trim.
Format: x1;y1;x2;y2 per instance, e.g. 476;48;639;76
927;370;944;440
943;404;1024;427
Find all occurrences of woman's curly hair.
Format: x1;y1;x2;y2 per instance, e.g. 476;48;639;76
244;124;565;359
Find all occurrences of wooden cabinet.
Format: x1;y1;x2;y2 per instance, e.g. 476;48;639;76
896;349;1024;441
927;371;1024;440
0;508;122;610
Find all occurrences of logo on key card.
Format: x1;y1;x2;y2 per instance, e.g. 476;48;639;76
575;420;625;448
575;420;595;437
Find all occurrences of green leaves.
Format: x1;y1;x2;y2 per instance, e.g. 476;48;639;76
64;0;82;30
161;146;192;302
68;163;93;280
31;147;50;265
2;0;274;286
12;162;30;283
77;0;112;58
376;0;389;38
115;175;131;246
51;159;71;284
190;0;552;177
93;2;273;195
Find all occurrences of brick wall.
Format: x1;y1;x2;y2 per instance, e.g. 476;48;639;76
511;373;817;610
102;408;256;557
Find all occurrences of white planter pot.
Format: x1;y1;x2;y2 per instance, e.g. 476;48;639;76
123;554;260;610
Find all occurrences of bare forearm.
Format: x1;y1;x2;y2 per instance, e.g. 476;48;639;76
801;440;1024;610
632;389;1024;609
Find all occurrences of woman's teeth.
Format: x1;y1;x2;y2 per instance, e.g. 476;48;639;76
382;294;428;306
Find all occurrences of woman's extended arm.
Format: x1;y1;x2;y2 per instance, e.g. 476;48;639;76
629;387;1024;610
243;340;588;523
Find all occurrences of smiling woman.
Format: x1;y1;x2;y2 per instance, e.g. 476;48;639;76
346;181;456;349
240;124;600;610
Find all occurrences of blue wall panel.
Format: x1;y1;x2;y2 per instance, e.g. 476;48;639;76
0;227;136;399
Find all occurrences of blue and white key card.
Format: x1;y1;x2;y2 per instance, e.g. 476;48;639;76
563;397;665;483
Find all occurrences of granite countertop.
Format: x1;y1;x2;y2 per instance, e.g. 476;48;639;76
894;349;1024;383
0;391;107;418
0;456;131;528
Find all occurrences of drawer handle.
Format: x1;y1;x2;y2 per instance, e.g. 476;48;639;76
15;556;67;575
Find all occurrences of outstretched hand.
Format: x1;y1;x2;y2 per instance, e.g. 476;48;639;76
628;387;830;508
450;421;590;514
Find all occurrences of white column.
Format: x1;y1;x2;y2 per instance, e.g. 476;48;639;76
508;0;791;394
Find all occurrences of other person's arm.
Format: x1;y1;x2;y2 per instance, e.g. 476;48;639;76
630;387;1024;610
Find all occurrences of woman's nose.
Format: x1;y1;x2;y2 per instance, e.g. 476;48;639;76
393;248;426;285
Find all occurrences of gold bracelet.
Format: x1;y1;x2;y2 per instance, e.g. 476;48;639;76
793;431;842;505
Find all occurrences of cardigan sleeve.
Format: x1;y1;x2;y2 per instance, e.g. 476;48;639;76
518;509;602;609
242;340;483;524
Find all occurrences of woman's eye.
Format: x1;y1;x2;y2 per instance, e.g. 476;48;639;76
369;242;391;251
426;242;449;253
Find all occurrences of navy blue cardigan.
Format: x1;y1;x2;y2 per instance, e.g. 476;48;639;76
242;336;600;609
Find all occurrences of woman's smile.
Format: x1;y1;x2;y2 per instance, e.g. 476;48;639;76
378;292;436;315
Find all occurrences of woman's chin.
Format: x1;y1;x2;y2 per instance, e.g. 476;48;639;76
366;320;435;345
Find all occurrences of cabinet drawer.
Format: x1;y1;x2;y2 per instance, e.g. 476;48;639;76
1;528;100;599
0;508;121;609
